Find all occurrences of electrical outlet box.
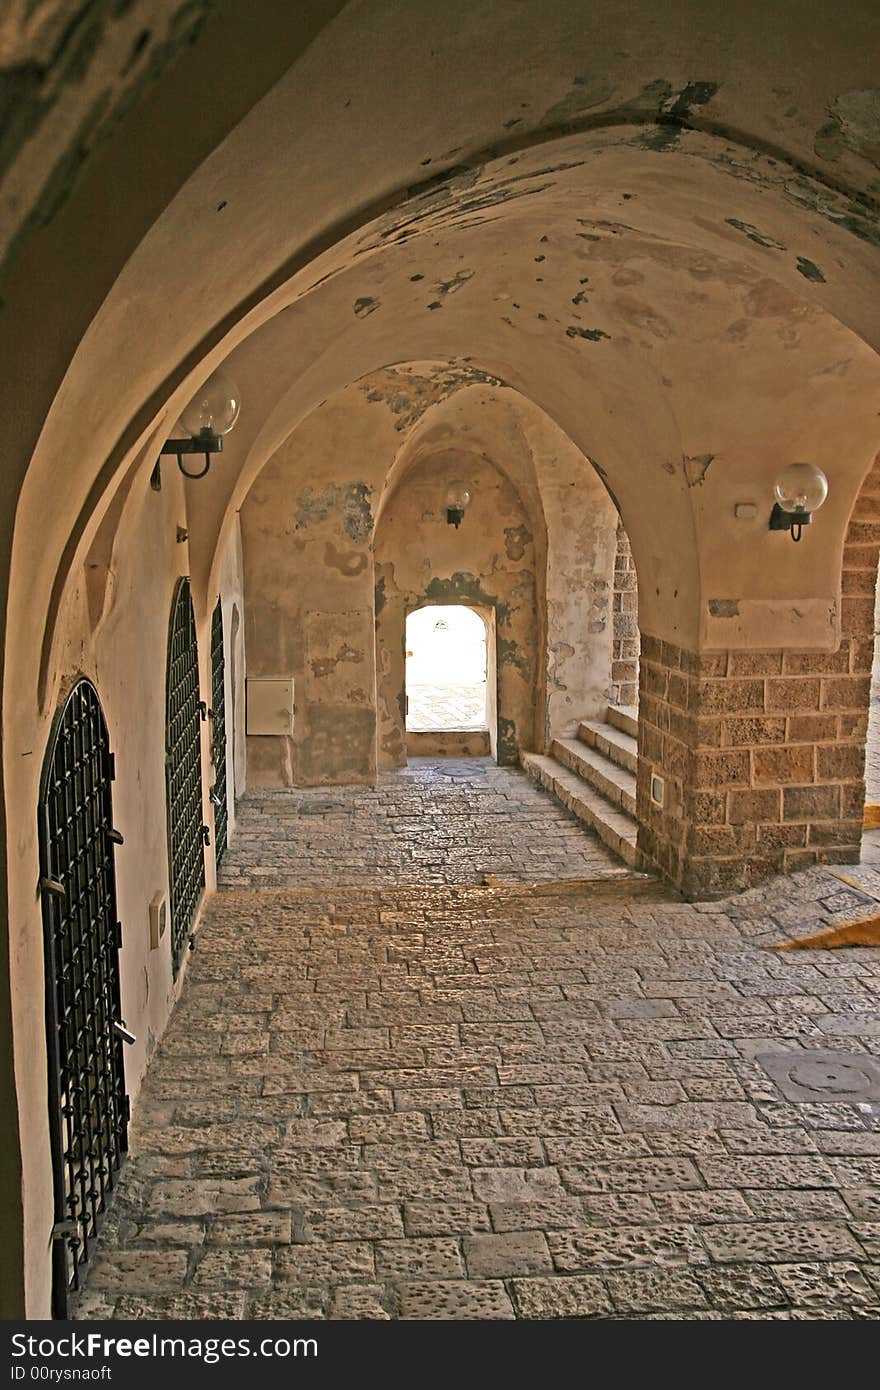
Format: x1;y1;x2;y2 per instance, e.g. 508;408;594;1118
246;677;295;735
149;894;166;950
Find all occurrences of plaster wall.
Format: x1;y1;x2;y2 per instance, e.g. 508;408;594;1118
6;469;243;1319
239;397;390;787
533;429;620;741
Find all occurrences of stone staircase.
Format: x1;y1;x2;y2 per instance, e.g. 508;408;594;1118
522;706;644;869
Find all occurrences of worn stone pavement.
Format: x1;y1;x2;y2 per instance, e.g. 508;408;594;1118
218;760;635;890
73;766;880;1321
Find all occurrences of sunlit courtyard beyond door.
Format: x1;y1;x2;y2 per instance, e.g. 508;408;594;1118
405;605;488;731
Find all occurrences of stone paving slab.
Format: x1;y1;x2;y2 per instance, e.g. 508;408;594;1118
73;854;880;1321
218;760;640;890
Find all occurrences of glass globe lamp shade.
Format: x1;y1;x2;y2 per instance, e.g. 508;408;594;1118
773;462;828;515
180;369;240;438
445;482;471;512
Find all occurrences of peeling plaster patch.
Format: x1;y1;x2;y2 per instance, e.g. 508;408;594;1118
683;453;715;487
359;363;506;433
295;482;373;544
638;83;718;153
498;636;528;674
353;296;379;317
496;715;519;766
324;541;368;577
406;163;482;200
424;572;498;612
577;217;634;235
724;219;786;250
565;325;610;342
311;643;364;678
436;269;474;296
540;75;616;127
363;164;560;250
796;256;826;283
639;124;681;153
815;89;880;169
661;81;719;119
504;525;532;561
708;598;740;618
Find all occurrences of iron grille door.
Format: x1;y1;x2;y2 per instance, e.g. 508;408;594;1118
38;678;128;1319
210;598;228;867
166;578;206;975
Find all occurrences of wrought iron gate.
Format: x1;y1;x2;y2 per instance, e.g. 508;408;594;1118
166;578;206;975
38;678;129;1318
210;598;228;867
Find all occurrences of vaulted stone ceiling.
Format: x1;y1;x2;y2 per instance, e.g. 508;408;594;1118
6;0;880;718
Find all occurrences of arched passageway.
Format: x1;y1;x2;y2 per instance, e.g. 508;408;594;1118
2;0;880;1319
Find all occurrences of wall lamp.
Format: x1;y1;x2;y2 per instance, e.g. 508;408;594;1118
446;481;472;528
151;369;240;491
768;461;828;542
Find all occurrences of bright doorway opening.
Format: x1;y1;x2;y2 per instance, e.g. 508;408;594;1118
405;605;490;733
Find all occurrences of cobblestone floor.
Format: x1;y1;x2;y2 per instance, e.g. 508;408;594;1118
75;839;880;1319
218;760;636;890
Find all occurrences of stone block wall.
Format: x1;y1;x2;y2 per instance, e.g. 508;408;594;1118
612;521;639;707
637;456;880;898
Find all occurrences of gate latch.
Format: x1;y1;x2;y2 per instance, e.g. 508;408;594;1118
113;1020;137;1046
51;1220;78;1240
202;824;212;846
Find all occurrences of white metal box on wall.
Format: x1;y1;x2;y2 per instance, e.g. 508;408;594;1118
246;677;295;735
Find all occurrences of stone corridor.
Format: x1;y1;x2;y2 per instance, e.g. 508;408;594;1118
69;764;880;1319
218;761;636;890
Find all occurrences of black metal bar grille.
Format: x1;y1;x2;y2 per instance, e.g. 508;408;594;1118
166;578;205;975
38;678;128;1318
210;598;228;867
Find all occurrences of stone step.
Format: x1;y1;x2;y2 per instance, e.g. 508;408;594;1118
521;752;643;869
552;737;637;818
577;719;637;775
606;704;639;741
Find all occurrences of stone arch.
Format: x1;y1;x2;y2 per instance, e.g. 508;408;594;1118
374;446;542;768
3;1;880;1316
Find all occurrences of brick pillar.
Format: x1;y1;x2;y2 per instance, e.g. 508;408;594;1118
612;521;639;707
637;457;880;898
